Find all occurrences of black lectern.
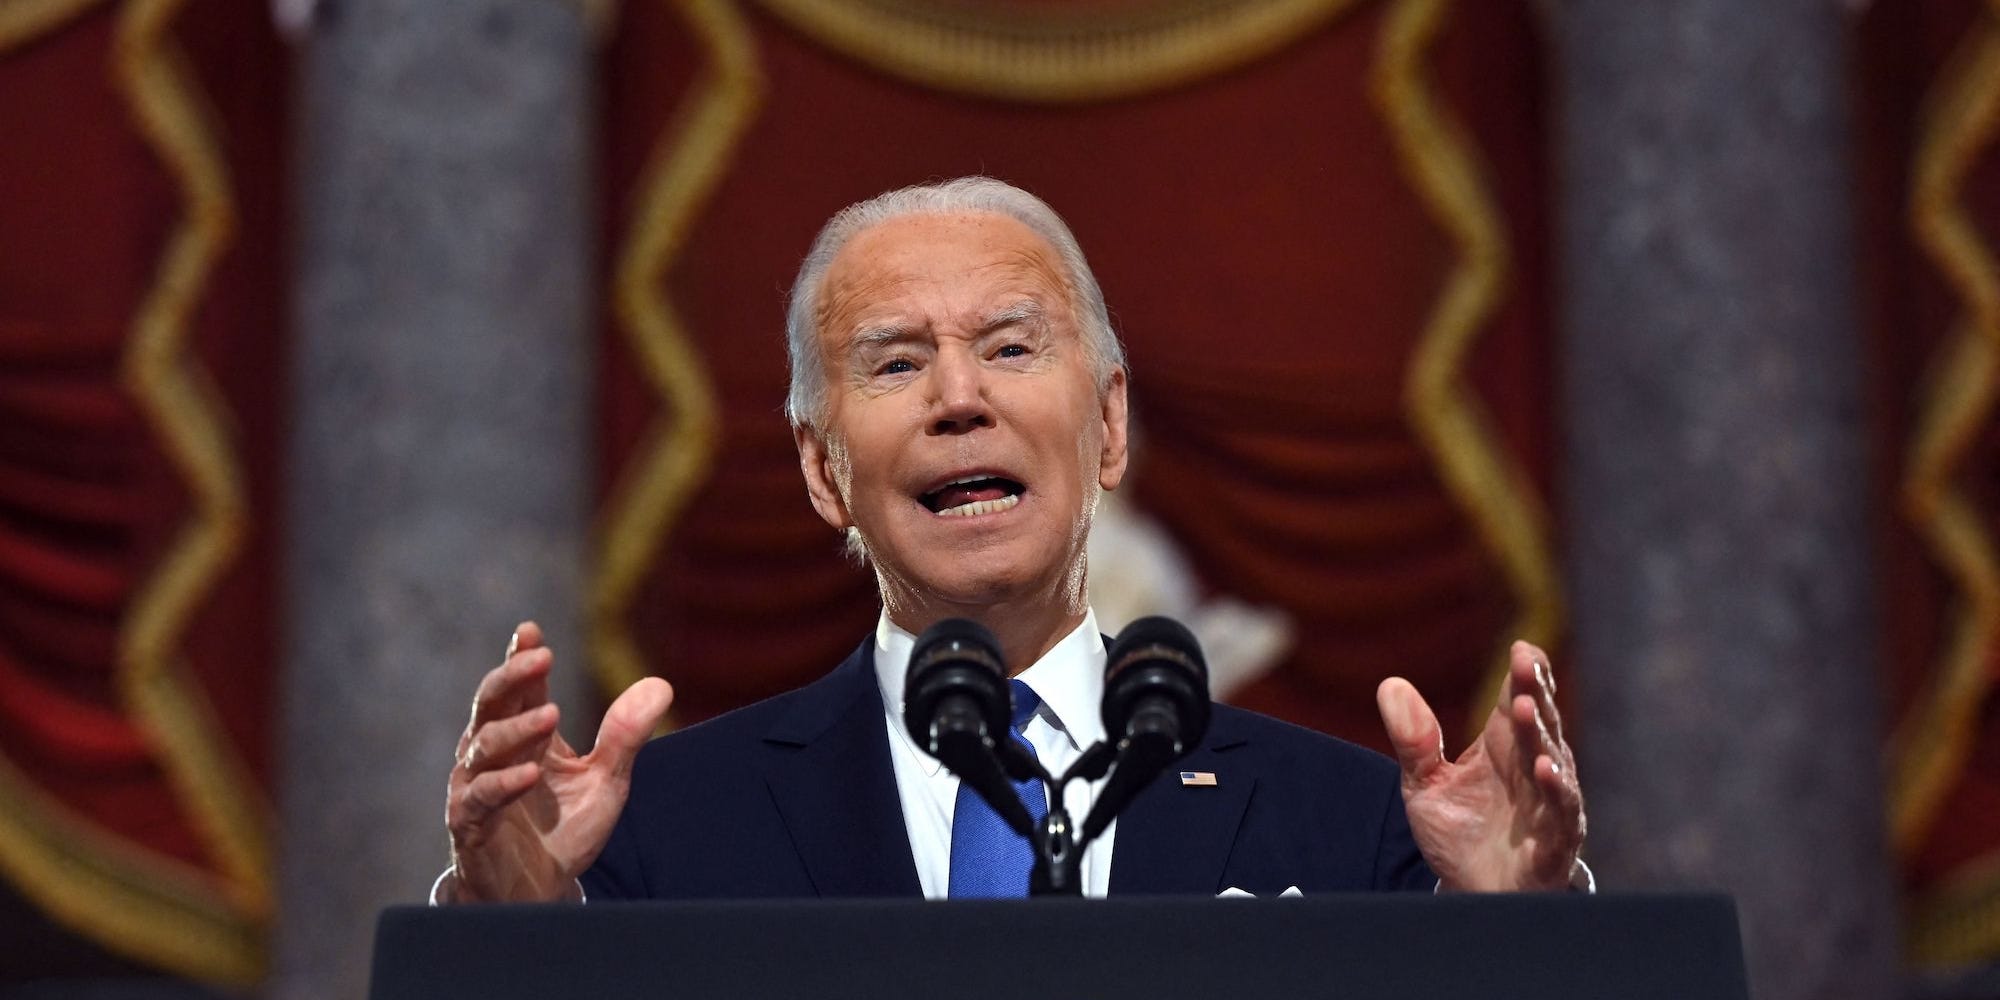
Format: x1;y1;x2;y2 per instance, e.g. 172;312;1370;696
371;893;1747;1000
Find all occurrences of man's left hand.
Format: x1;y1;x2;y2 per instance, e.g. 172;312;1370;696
1376;640;1586;891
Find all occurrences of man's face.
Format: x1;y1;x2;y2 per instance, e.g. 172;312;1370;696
794;211;1129;620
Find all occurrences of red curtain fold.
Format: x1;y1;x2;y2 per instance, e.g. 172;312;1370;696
0;0;287;983
597;0;1555;752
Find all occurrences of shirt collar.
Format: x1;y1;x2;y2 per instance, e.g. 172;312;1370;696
876;609;1108;776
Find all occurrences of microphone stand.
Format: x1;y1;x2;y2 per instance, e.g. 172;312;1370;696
1004;743;1117;897
928;615;1210;898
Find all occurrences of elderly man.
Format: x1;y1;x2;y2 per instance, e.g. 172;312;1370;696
437;177;1586;904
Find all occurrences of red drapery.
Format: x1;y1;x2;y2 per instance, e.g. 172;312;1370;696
3;0;2000;983
0;0;287;984
594;0;1559;754
1857;0;2000;963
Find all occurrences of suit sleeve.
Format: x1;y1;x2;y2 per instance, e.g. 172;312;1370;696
581;793;649;900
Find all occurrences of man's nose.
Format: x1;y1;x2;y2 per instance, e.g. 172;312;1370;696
927;350;993;435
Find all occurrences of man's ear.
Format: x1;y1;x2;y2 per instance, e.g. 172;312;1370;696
794;423;853;531
1097;367;1130;492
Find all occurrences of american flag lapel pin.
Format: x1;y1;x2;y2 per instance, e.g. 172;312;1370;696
1180;771;1217;787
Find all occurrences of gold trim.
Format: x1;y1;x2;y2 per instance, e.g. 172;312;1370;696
1894;1;2000;861
1911;849;2000;966
590;0;762;716
0;755;260;981
754;0;1360;103
0;0;266;982
114;0;271;918
0;0;104;50
1371;0;1563;738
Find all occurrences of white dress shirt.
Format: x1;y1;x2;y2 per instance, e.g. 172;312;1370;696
436;609;1116;905
431;611;1590;903
874;609;1115;899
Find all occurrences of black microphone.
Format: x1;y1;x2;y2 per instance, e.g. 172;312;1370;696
902;618;1037;836
1081;616;1211;843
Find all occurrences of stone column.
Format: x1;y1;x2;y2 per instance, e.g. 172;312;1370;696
274;2;595;998
1552;4;1897;1000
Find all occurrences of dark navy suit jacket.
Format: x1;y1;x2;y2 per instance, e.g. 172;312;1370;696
582;640;1436;900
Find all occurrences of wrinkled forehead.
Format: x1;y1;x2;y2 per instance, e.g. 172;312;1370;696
814;211;1074;346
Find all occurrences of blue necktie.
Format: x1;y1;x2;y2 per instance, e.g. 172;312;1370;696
947;679;1047;898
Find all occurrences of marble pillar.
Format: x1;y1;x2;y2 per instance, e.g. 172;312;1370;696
274;2;594;998
1552;3;1898;999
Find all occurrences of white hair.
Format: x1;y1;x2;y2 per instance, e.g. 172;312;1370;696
783;176;1126;431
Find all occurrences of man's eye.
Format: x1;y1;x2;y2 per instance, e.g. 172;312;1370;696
878;358;916;375
994;344;1029;359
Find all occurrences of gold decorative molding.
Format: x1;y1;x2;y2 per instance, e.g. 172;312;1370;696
755;0;1360;103
1894;9;2000;968
0;3;268;981
0;0;103;50
0;755;258;981
1371;0;1563;736
1911;848;2000;966
113;0;271;930
1894;1;2000;866
590;0;762;716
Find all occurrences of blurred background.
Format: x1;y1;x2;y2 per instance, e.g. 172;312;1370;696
0;0;1991;997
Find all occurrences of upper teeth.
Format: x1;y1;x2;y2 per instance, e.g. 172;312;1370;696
941;474;994;488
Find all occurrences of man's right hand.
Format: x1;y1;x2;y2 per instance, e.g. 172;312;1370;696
442;621;674;903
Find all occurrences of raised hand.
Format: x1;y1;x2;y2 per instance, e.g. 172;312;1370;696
1375;640;1585;892
442;622;674;902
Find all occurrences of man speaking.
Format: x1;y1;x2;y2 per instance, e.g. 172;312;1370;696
435;177;1587;904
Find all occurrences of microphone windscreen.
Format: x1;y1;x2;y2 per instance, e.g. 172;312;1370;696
1102;615;1211;750
1081;616;1212;844
1106;615;1207;680
911;618;1004;669
904;618;1008;753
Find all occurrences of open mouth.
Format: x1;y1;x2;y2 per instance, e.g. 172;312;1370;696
919;474;1026;517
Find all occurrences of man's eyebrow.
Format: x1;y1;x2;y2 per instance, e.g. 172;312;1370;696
847;323;920;351
978;300;1047;333
842;303;1043;353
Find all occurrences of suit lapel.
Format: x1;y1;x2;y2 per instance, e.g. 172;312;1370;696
1107;714;1255;895
760;642;923;898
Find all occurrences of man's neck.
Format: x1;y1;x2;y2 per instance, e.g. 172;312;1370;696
884;599;1086;676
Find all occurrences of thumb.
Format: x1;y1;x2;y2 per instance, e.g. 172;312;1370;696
1376;677;1446;785
593;677;674;778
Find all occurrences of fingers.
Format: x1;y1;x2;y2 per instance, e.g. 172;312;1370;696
1511;693;1555;776
509;621;544;657
1508;640;1586;861
1535;754;1583;814
449;761;540;846
449;624;560;838
502;622;551;705
510;622;553;710
1508;640;1564;747
1376;677;1446;786
1507;642;1562;745
593;677;674;779
461;703;560;774
1505;639;1583;822
467;624;556;738
1505;642;1570;778
1533;751;1588;870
